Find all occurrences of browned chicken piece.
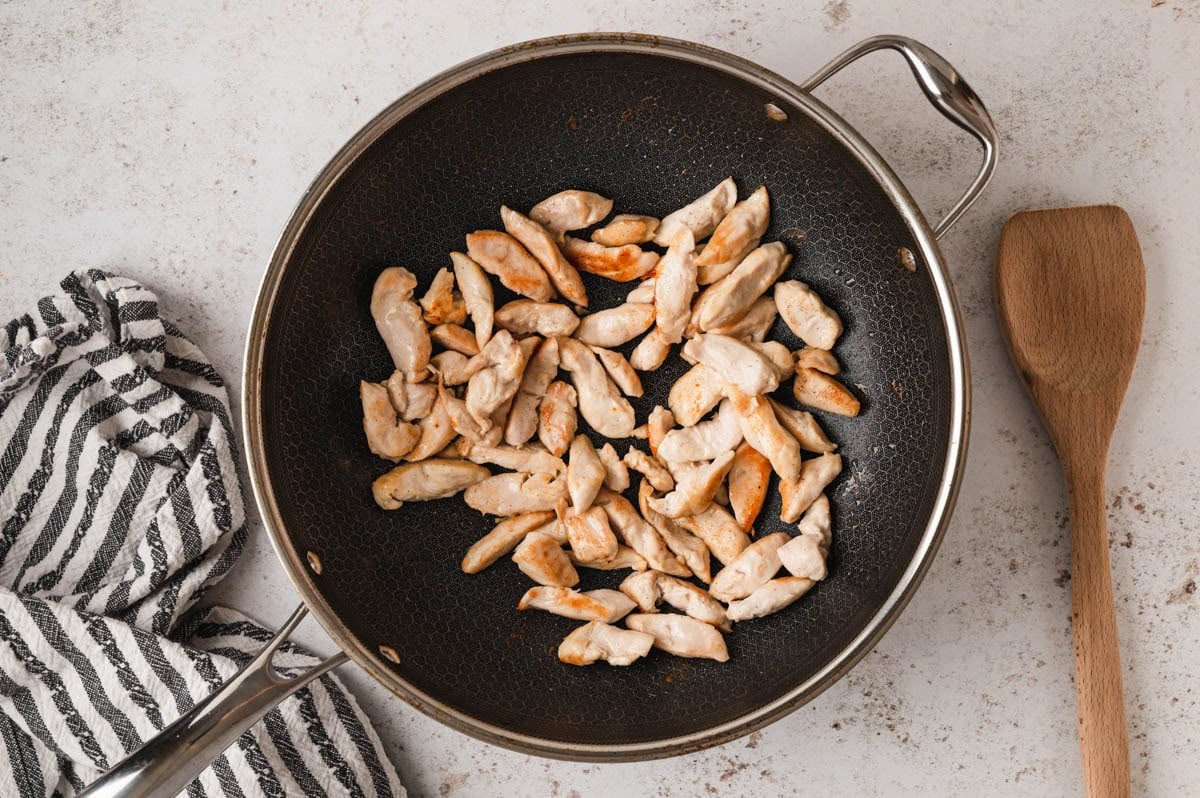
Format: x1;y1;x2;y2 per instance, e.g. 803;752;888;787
591;347;643;398
464;471;568;515
624;447;675;493
505;336;559;446
625;614;729;662
668;364;725;426
419;267;467;326
653;228;697;344
459;440;564;476
558;621;654;667
619;570;661;612
513;531;579;587
656;575;731;631
637;481;712;582
708;531;789;602
449;251;494;349
403;399;457;461
430;351;480;386
625;276;656;304
628;327;672;371
430;323;480;356
371;266;431;381
560;236;659;282
574;303;656;348
557;337;636;438
519;586;636;623
527;515;567;544
697;242;790;330
596;489;690;577
386;371;437;421
647;450;735;518
713;480;729;506
591;214;660;246
538;380;578;456
371;458;490;510
707;295;778;342
792;368;861;417
466;230;554;302
646;405;675;457
774;280;843;350
767;398;837;453
778;494;832;580
681;333;780;396
795;347;841;375
728;443;771;532
779;453;842;523
561;504;620;562
653;177;737;247
725;577;815;622
494;299;580;337
728;389;802;481
529;190;613;234
596;442;630;491
569;545;647;572
748;340;795;380
567;434;605;512
360;381;420;461
657;399;742;464
695;186;771;284
501;205;589;306
437;381;492;443
677;503;751;566
461;511;556;573
465;329;526;427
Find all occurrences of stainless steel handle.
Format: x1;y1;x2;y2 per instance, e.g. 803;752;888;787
78;605;348;798
801;35;998;239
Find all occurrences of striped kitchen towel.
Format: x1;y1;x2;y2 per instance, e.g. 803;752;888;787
0;270;406;797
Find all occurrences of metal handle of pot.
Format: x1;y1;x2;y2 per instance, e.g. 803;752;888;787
78;604;348;798
801;35;998;239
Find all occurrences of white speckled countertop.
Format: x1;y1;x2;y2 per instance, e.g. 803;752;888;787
3;2;1197;795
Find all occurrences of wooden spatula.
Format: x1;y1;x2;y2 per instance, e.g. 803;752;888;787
996;205;1144;798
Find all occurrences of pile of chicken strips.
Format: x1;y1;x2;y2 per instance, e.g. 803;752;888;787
361;178;860;666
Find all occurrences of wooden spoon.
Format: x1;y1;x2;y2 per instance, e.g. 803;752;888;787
996;205;1144;798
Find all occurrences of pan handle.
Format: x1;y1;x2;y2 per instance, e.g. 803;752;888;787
78;604;348;798
800;35;998;239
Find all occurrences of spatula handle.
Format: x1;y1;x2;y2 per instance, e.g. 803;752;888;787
1067;464;1130;798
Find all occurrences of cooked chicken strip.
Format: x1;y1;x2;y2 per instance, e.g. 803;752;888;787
628;327;672;371
386;371;437;421
647;450;735;518
597;489;690;577
361;381;420;461
430;351;481;386
449;251;494;349
653;177;737;247
619;570;661;612
569;545;647;572
494;299;580;338
558;621;654;667
464;471;568;515
637;481;712;583
596;442;630;491
537;380;578;456
591;347;643;397
708;531;788;602
775;280;843;350
668;364;725;426
779;453;842;523
707;296;778;342
560;236;659;282
527;515;568;544
792;368;861;417
464;329;526;427
519;586;636;623
624;447;675;492
677;503;750;566
461;511;556;573
653;228;697;344
695;185;771;284
419;267;467;326
657;399;742;463
371;267;431;381
626;276;656;304
795;347;841;375
625;614;729;662
726;577;815;622
592;214;659;246
767;398;837;453
557;337;636;438
728;390;802;481
779;494;831;580
403;399;457;461
681;334;779;396
505;336;559;446
567;434;605;512
501;205;588;306
438;381;491;443
749;340;795;380
529;190;613;234
728;443;771;532
371;458;490;510
460;441;564;476
657;575;730;631
513;531;579;587
574;303;656;348
431;323;480;356
646;405;674;457
698;242;788;329
561;504;619;562
466;230;553;302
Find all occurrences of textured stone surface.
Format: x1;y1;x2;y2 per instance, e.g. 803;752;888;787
2;2;1197;796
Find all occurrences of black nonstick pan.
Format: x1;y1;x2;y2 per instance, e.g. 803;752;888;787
81;33;996;796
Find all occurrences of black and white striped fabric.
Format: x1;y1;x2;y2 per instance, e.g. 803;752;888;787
0;270;405;797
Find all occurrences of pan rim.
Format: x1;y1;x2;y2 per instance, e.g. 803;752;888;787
242;32;970;761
